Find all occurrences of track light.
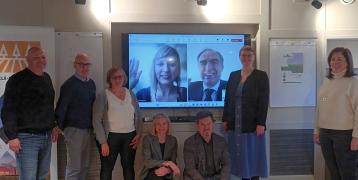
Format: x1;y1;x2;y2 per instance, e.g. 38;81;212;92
311;0;322;9
197;0;207;6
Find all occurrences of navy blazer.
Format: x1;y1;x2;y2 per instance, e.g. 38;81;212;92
222;69;269;132
188;80;227;101
140;134;178;180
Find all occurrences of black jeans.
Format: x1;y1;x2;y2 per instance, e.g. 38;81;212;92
97;131;137;180
319;128;358;180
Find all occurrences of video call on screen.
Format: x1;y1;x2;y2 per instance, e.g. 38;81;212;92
123;33;250;108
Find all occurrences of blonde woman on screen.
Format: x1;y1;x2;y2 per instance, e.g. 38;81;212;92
133;45;187;102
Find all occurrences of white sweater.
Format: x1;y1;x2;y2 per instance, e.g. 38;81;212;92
315;75;358;137
106;89;135;133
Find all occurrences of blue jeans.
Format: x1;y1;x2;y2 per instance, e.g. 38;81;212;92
319;128;358;180
16;131;52;180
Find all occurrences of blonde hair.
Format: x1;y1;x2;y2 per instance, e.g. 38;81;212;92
151;113;172;136
239;45;255;56
150;45;181;101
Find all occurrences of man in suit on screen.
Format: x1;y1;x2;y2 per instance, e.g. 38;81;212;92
188;48;227;101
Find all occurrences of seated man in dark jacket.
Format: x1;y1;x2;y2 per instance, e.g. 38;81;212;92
183;111;230;180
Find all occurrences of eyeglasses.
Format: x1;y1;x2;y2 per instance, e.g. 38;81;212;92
111;75;123;80
76;62;92;68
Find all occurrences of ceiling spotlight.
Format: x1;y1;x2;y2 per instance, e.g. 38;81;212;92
311;0;322;9
197;0;207;6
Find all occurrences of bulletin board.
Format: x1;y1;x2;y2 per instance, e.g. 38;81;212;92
269;39;316;107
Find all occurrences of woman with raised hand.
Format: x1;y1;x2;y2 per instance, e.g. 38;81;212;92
134;45;187;102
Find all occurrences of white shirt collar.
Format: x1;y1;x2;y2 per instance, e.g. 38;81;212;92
203;80;220;92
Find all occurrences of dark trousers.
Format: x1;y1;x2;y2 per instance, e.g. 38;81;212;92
319;128;358;180
97;131;136;180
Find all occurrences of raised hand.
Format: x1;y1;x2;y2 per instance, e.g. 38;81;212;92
129;58;142;89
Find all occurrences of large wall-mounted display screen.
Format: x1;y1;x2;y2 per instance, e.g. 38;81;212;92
122;33;250;108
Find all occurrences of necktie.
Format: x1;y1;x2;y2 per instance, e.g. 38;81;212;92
204;89;214;101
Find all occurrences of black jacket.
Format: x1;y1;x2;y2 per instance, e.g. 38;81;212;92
222;69;269;132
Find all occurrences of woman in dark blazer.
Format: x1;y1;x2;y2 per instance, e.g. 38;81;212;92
140;113;180;180
222;45;269;180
